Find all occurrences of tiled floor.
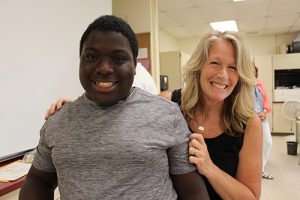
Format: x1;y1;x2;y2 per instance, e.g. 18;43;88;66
261;136;300;200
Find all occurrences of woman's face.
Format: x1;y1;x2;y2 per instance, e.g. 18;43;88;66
199;39;239;105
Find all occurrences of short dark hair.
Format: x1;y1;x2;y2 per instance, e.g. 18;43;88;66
79;15;138;64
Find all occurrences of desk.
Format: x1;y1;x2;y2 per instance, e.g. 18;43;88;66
0;157;26;197
0;177;25;197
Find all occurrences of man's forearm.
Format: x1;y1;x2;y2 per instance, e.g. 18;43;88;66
171;171;210;200
19;173;56;200
19;166;57;200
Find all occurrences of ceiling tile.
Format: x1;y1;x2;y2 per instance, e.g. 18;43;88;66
263;27;291;35
157;0;300;38
184;23;212;37
266;14;298;29
190;0;229;7
238;18;266;32
194;2;236;22
163;7;206;27
161;26;193;38
232;0;269;19
158;0;192;12
293;16;300;27
158;12;179;29
268;0;300;16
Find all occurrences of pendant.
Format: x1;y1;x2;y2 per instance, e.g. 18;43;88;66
198;126;205;131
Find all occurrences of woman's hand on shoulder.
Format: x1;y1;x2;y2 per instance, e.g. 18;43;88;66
188;133;215;177
44;98;73;120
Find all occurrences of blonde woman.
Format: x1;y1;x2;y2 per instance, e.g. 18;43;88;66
160;31;262;200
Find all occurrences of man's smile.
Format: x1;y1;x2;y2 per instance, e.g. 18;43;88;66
95;81;117;88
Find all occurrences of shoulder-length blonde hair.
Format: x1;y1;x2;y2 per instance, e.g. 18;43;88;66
181;31;255;135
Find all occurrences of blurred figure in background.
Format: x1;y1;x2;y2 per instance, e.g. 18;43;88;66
254;66;273;180
133;62;158;95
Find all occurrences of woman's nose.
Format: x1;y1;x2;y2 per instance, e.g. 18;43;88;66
217;66;229;77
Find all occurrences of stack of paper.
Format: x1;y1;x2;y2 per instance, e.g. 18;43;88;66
0;160;31;182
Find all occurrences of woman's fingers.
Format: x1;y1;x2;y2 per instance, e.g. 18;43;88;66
189;146;198;156
44;109;51;120
190;133;206;150
44;98;71;120
190;133;205;143
188;133;212;175
44;103;59;120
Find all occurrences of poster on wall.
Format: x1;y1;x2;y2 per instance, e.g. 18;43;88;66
137;48;148;59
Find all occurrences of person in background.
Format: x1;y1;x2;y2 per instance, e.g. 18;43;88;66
20;15;209;200
254;66;273;180
160;31;262;200
133;62;158;95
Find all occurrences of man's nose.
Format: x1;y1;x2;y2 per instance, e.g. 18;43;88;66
95;58;114;74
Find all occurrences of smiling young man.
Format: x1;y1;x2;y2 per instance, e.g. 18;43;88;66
19;15;209;200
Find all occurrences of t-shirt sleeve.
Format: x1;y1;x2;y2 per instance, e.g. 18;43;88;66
167;105;196;175
32;123;56;172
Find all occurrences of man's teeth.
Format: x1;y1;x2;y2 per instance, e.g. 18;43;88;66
96;82;114;87
212;82;226;89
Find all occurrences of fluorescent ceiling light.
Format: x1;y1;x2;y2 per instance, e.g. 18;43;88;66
210;20;238;32
233;0;245;2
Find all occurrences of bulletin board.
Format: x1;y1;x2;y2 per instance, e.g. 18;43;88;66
136;32;151;73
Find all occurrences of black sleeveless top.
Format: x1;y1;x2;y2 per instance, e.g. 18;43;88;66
171;89;244;200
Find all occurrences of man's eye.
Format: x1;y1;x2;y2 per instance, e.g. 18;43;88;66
113;56;127;64
85;54;98;62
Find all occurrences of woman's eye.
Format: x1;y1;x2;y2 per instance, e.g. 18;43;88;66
228;66;237;71
209;61;220;65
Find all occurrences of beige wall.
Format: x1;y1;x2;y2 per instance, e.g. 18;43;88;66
113;0;150;33
159;29;180;52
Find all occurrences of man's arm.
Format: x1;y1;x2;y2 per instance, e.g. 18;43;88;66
19;166;57;200
171;170;210;200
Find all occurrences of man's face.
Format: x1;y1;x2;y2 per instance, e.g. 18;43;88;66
79;30;135;106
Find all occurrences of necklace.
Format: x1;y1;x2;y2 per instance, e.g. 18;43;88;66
198;125;205;131
195;113;206;132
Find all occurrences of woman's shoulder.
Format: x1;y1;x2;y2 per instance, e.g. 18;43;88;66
243;114;263;142
158;90;172;100
159;89;182;101
247;114;261;128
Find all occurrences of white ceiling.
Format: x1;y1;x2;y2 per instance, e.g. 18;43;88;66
158;0;300;39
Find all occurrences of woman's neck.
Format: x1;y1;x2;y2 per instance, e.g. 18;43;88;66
190;103;225;138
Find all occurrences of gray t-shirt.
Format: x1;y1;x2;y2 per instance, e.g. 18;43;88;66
33;88;195;200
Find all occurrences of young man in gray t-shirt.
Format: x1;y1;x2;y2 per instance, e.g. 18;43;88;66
19;15;209;200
